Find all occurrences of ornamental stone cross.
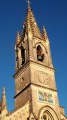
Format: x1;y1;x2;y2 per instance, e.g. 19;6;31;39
27;0;31;7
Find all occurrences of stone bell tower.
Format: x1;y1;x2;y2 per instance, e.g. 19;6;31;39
13;2;63;120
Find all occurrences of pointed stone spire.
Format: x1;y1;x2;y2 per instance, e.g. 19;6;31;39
42;25;48;41
16;31;20;45
0;103;1;113
1;87;8;114
21;5;42;39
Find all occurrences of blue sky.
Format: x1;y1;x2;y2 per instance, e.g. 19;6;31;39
0;0;67;116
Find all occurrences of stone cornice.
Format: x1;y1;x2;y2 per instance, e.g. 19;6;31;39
14;83;58;99
14;59;56;78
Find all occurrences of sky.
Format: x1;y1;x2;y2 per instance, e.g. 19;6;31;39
0;0;67;117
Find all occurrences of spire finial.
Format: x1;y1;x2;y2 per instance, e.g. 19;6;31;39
27;0;31;7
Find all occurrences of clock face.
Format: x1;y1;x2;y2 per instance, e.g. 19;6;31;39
38;72;48;84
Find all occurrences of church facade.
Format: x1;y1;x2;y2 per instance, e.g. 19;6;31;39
0;2;67;120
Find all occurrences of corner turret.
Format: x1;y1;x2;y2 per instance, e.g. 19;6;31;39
0;103;1;114
42;25;49;41
1;87;8;114
16;31;20;46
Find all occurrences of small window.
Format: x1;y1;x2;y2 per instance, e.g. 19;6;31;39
21;46;25;65
43;115;47;120
21;77;24;83
37;45;44;62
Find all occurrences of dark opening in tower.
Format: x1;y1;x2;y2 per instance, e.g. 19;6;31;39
43;115;47;120
37;45;44;62
21;46;25;65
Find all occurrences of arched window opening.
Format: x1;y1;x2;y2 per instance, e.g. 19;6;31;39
37;45;44;62
15;48;19;69
21;46;25;65
16;49;18;61
43;115;47;120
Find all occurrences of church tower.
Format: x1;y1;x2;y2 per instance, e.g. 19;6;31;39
13;1;66;120
0;1;67;120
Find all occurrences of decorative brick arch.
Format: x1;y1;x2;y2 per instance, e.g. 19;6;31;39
38;106;59;120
